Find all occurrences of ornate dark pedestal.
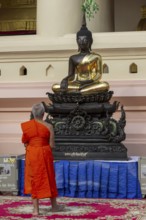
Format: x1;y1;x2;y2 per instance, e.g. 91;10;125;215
44;91;128;161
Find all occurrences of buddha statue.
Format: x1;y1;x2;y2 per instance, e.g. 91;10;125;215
52;15;109;95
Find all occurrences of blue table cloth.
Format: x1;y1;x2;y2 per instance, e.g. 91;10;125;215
54;157;142;199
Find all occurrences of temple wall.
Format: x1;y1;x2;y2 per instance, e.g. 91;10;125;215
0;80;146;157
0;0;146;157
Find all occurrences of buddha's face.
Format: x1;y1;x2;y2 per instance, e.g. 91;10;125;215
77;36;91;51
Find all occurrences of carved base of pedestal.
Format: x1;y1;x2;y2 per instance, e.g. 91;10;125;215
53;143;128;161
44;91;127;161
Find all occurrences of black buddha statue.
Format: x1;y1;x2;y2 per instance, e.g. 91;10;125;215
45;14;127;161
52;15;109;95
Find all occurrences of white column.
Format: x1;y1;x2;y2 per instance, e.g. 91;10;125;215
37;0;83;37
87;0;114;32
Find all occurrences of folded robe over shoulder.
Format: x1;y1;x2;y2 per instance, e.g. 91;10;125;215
21;119;58;199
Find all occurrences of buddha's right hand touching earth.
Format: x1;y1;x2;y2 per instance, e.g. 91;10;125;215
60;76;69;92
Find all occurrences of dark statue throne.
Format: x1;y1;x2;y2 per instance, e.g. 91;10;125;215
43;91;127;160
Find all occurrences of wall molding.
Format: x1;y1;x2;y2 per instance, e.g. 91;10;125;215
0;80;146;98
0;32;146;53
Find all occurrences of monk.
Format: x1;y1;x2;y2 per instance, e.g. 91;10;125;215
21;103;64;215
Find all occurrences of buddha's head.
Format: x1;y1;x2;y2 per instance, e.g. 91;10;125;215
76;14;93;52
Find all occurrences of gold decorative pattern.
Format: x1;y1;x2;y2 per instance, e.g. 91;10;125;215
0;0;36;8
0;20;36;31
0;0;36;34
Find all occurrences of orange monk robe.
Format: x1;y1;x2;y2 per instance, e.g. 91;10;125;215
21;119;58;199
